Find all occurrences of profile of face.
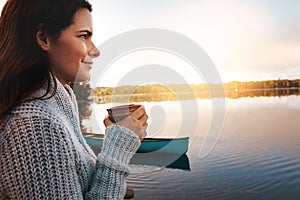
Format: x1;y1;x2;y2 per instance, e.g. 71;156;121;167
37;8;100;84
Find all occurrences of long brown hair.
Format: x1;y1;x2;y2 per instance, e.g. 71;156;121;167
0;0;92;118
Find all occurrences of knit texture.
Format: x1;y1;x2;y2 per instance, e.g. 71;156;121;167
0;78;141;200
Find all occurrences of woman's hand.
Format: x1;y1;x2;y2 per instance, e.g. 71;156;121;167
103;105;148;140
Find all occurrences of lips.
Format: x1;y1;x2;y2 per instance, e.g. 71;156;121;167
82;60;93;65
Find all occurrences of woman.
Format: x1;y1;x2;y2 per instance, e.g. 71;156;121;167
0;0;148;199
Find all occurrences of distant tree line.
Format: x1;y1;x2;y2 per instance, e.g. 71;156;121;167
71;79;300;104
87;79;300;103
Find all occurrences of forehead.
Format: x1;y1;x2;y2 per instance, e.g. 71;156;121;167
71;8;93;31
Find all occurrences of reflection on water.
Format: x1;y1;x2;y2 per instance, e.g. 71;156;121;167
82;96;300;199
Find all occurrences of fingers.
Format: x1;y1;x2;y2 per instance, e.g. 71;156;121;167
103;116;114;127
130;106;148;127
140;131;147;141
139;113;148;125
103;105;149;141
138;123;148;141
130;105;146;120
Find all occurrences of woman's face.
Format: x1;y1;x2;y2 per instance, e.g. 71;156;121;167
46;8;100;84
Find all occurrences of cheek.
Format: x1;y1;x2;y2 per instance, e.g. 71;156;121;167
50;40;88;70
71;44;88;63
61;39;87;56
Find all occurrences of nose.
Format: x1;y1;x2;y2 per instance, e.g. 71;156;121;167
89;43;100;58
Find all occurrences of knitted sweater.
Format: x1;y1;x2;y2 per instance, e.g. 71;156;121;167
0;79;141;200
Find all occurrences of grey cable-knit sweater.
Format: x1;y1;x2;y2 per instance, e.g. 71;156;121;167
0;79;141;200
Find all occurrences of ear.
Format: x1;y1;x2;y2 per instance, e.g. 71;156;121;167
36;28;50;51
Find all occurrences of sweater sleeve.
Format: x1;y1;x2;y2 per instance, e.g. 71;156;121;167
85;125;141;200
1;116;140;200
1;115;84;200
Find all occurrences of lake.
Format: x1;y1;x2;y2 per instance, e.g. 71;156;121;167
83;95;300;199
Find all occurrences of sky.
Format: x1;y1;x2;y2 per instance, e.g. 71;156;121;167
1;0;300;87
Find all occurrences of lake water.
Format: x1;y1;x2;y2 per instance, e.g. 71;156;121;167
84;96;300;200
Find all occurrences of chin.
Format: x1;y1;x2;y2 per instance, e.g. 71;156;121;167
74;73;90;83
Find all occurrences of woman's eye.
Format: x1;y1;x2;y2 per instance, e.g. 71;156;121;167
79;34;88;40
78;31;92;40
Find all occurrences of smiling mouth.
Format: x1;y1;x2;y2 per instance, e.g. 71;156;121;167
82;61;93;65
